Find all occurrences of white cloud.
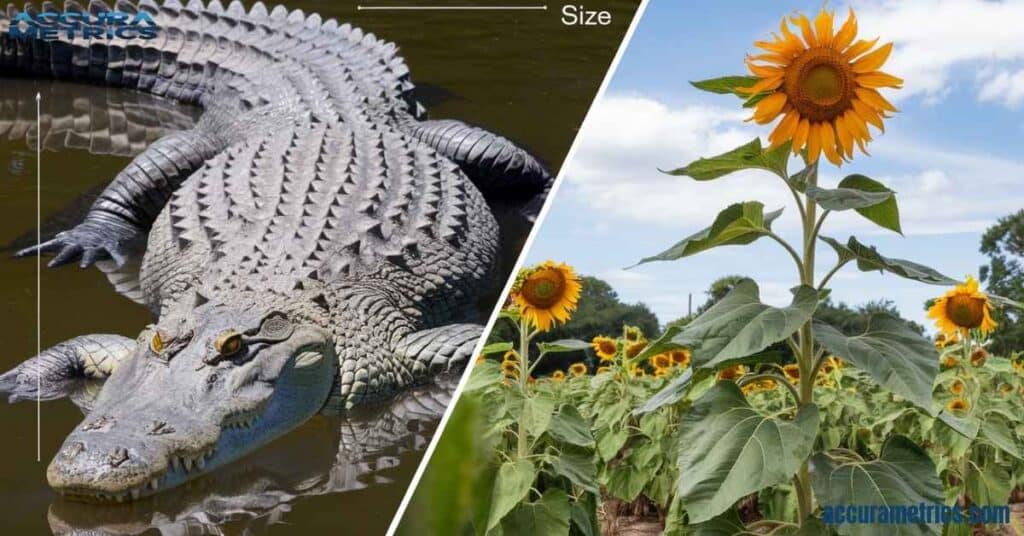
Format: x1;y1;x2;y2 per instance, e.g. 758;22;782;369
851;0;1024;107
566;94;1024;235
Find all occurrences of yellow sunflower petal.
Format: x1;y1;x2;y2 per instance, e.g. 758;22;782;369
820;123;843;165
834;114;854;158
852;42;893;73
792;117;810;154
851;99;885;131
753;92;788;124
854;87;898;113
737;75;783;95
746;60;784;78
833;8;857;51
856;71;904;89
844;38;879;61
814;8;834;46
791;13;817;47
806;122;822;163
769;110;800;147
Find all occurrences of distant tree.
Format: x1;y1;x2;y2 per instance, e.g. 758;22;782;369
665;275;748;329
488;275;660;373
979;210;1024;355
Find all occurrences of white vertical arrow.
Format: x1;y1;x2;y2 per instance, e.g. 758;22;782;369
35;91;41;463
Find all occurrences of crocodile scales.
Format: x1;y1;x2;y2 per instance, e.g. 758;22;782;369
0;0;551;501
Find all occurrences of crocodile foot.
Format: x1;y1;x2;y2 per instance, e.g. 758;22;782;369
16;217;141;269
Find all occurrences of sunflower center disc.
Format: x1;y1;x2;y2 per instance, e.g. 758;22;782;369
803;64;843;105
946;295;985;329
523;270;565;308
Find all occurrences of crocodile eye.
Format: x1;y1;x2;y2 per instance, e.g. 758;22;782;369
214;331;243;356
150;332;165;354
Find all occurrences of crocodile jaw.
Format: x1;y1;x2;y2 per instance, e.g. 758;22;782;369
47;326;336;502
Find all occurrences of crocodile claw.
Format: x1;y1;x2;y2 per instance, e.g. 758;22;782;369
16;220;136;269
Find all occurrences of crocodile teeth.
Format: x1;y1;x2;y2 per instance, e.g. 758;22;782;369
150;478;159;490
183;457;193;472
170;457;180;471
196;456;206;470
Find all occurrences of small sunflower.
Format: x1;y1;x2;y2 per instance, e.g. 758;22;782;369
946;398;971;413
1012;359;1024;374
501;359;519;377
625;340;648;359
933;333;947;349
591;336;619;362
624;326;644;342
669;349;691;368
927;276;998;337
816;377;836;389
630;365;646;378
717;364;747;382
596;366;611;375
654;367;669;378
741;8;902;164
569;362;588;377
551;370;565;382
651;353;672;370
999;383;1013;395
948;379;965;396
782;363;801;383
503;350;519;363
941;355;960;369
511;261;582;332
970;347;988;368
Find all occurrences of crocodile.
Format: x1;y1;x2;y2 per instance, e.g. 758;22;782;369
0;0;551;502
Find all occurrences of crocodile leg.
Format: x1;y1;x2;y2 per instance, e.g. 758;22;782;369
405;119;553;221
0;334;135;411
397;323;484;378
16;128;223;269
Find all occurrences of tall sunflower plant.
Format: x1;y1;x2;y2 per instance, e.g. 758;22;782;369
625;7;1023;534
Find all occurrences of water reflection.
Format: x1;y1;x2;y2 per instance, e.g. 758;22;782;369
47;379;452;535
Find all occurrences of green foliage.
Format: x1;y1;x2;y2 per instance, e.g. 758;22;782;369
820;236;958;286
979;210;1024;355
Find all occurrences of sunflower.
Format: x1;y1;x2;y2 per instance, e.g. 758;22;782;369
669;349;691;368
933;333;947;349
501;359;519;377
630;365;646;379
511;261;582;332
569;362;588;377
717;364;747;381
592;336;619;362
941;355;960;369
999;383;1013;395
596;366;611;375
654;367;669;378
946;398;971;413
625;340;647;359
970;347;988;368
948;379;965;396
816;377;836;389
551;370;565;382
651;353;672;370
503;350;519;363
927;276;998;337
782;363;801;383
740;8;901;165
1013;359;1024;374
624;326;643;342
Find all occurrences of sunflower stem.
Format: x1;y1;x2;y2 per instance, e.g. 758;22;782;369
794;160;820;526
516;318;530;460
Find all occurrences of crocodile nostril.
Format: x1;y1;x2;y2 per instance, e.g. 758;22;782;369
108;447;130;468
147;420;175;436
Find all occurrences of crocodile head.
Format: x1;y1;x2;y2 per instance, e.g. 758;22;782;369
46;300;337;502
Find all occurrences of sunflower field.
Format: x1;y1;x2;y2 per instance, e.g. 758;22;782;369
399;6;1024;536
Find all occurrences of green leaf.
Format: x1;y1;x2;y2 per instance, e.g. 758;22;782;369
810;436;943;536
965;462;1012;507
837;174;902;234
500;488;571;536
691;75;759;96
689;508;747;536
481;342;513;355
631;202;783;266
936;410;980;440
813;315;939;412
596;427;629;461
676;383;820;523
630;324;686;364
787;161;816;193
661;138;790;180
465;360;503;393
819;236;959;286
522;394;556;439
980;414;1022;460
633;367;696;415
537;339;592;354
548;405;594;447
569;493;599;536
548;449;598;494
487;459;537;532
805;183;893;211
674;280;818;369
606;464;650;502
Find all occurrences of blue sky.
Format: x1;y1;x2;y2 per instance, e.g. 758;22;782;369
527;0;1024;329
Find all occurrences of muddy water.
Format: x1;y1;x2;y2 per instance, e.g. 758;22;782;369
0;1;638;534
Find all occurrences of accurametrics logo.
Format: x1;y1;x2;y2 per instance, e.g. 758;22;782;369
6;10;160;40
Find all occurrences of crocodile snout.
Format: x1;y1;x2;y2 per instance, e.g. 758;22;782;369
47;432;167;502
